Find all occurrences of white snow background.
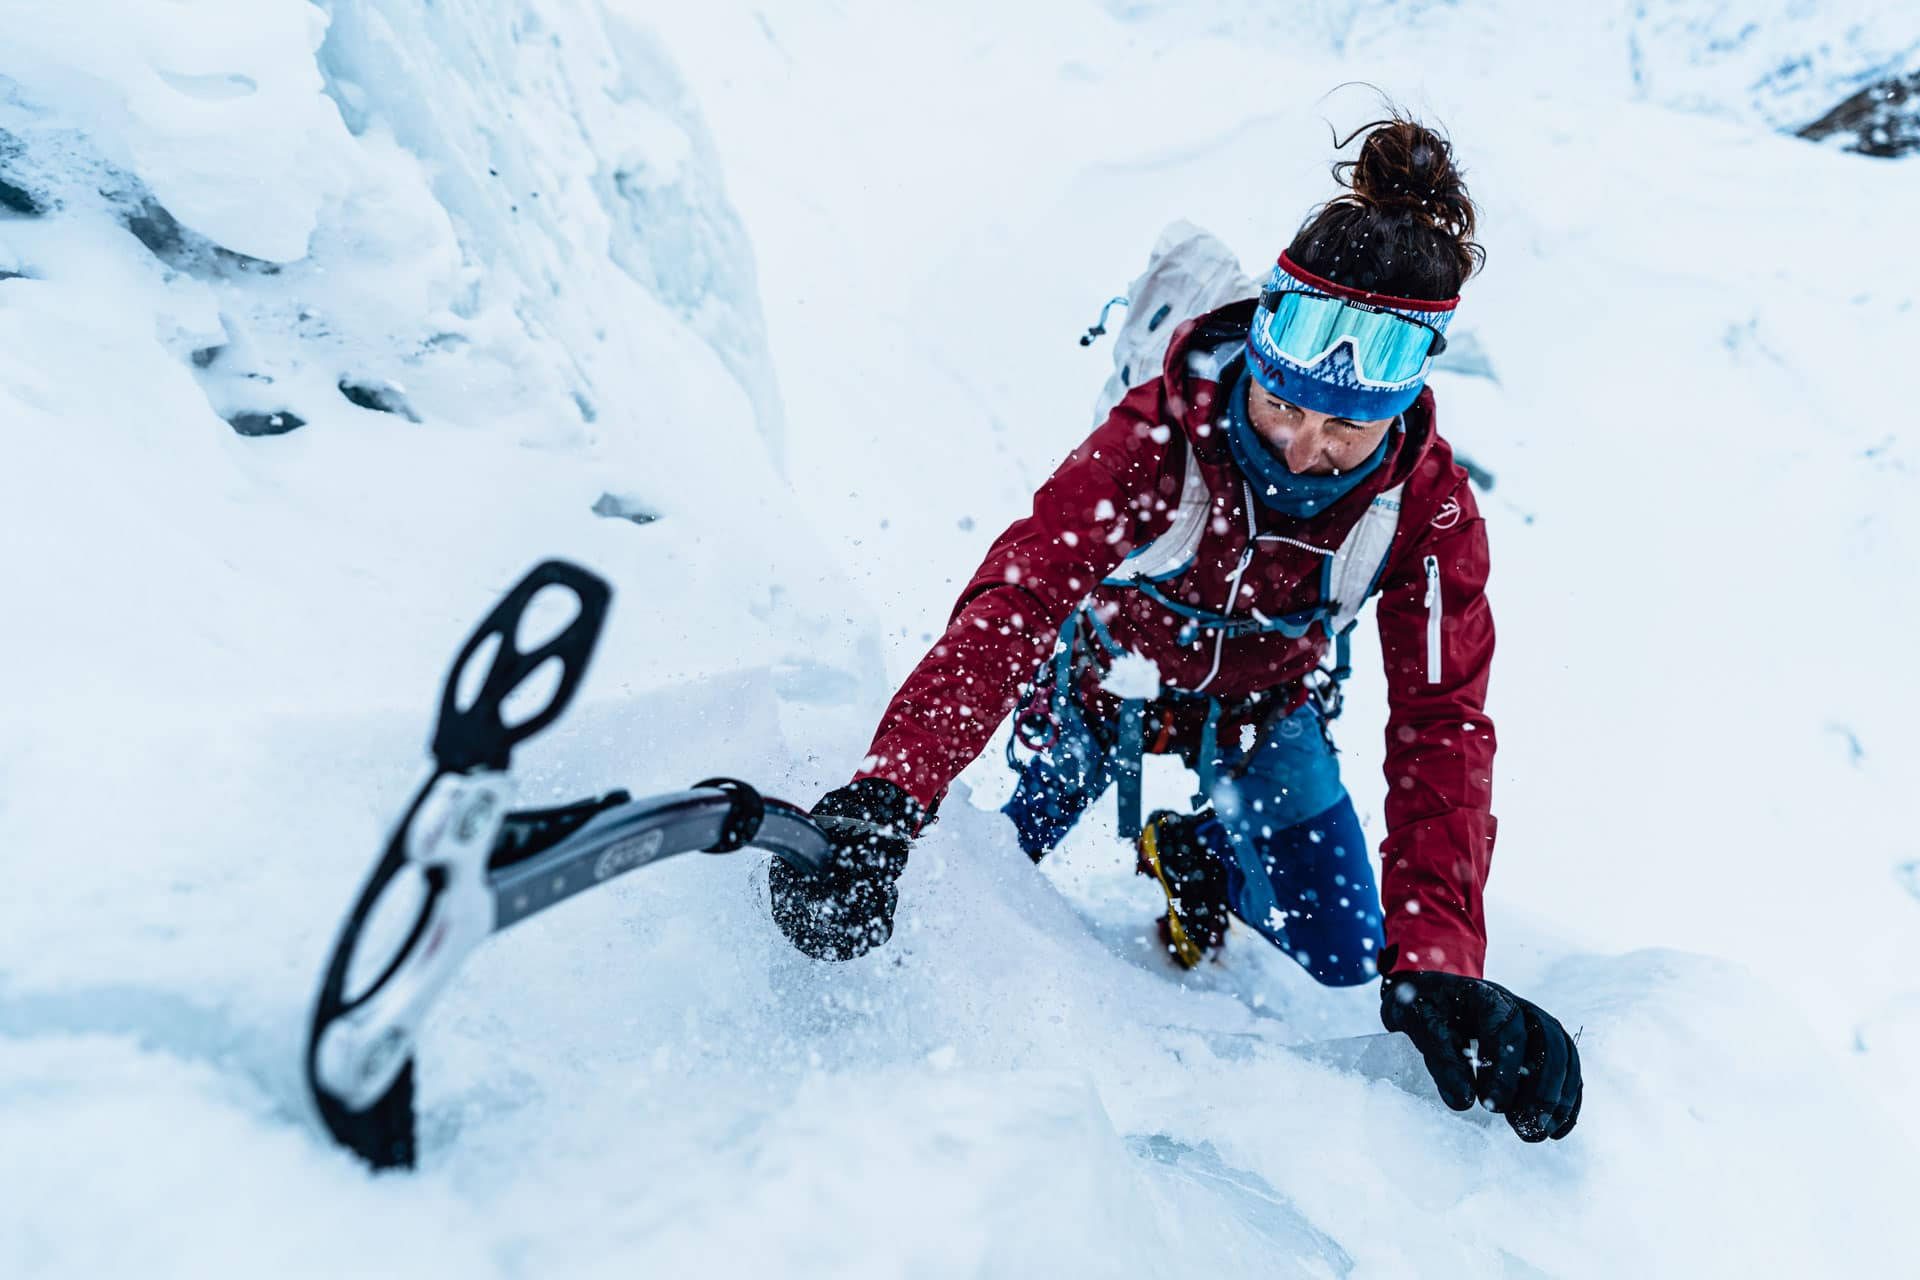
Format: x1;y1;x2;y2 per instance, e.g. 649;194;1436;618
3;1;1918;1276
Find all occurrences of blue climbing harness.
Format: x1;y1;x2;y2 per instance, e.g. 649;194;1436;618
1006;455;1405;840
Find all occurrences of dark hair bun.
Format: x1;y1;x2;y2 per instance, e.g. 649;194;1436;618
1286;108;1483;301
1343;117;1475;243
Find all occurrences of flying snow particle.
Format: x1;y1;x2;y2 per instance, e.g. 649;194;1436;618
1100;651;1161;700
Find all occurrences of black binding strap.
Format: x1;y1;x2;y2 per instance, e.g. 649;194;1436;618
693;777;766;852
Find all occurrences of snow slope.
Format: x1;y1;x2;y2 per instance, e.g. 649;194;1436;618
4;2;1919;1276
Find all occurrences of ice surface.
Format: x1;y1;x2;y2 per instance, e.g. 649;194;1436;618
4;2;1919;1277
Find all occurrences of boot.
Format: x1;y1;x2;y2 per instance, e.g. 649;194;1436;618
1134;809;1230;968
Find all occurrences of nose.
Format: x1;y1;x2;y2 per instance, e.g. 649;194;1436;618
1282;418;1325;474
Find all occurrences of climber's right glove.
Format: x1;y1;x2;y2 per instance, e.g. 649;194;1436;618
769;778;923;962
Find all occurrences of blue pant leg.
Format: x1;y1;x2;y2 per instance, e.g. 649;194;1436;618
1240;794;1384;985
1002;716;1113;860
1199;704;1386;986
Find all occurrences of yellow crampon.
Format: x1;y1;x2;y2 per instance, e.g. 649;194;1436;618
1138;819;1206;970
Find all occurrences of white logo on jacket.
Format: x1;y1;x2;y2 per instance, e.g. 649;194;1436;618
1431;497;1462;531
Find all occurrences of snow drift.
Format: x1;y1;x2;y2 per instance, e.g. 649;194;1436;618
4;1;1918;1277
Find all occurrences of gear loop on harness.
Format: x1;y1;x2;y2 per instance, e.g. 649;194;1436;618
1004;589;1351;841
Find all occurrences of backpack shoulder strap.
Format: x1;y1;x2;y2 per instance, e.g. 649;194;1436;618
1105;434;1210;585
1325;482;1405;632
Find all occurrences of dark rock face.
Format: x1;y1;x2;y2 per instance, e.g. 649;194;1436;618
0;175;41;216
228;410;306;437
338;378;421;422
1798;72;1920;158
0;128;46;215
591;493;660;525
119;196;279;275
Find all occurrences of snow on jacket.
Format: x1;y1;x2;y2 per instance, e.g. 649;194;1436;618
853;300;1498;978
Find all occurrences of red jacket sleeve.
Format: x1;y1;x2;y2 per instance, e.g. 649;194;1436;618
852;381;1179;813
1375;477;1498;978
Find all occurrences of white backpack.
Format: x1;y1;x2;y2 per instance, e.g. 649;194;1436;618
1086;220;1256;428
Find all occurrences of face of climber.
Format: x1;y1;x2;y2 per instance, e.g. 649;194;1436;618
1244;379;1394;476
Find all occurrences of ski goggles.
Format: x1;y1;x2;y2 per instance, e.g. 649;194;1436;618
1246;254;1459;419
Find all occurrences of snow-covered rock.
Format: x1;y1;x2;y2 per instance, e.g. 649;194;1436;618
0;0;880;1091
1799;71;1920;157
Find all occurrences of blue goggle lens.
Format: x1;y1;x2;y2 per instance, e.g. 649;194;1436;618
1259;290;1447;387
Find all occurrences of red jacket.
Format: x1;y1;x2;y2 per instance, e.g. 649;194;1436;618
853;301;1498;977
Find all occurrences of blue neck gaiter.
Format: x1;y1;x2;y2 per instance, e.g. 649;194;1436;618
1224;363;1392;518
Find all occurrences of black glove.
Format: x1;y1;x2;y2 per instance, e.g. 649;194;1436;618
769;778;924;961
1380;968;1583;1142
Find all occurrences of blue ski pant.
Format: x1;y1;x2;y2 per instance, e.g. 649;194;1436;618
1004;700;1385;986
